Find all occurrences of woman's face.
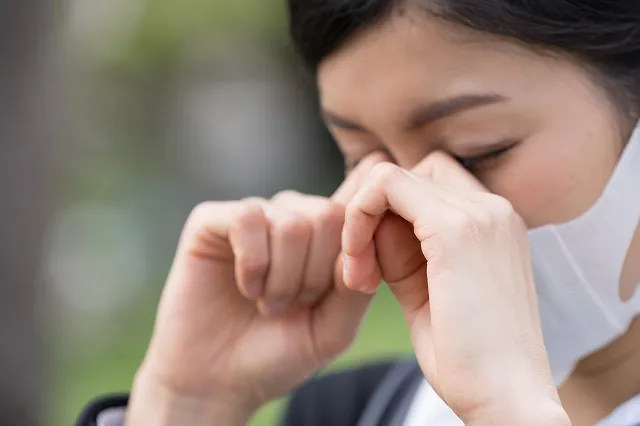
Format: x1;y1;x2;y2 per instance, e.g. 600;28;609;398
317;13;627;228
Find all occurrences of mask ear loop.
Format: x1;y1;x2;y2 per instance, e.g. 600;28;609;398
550;226;626;330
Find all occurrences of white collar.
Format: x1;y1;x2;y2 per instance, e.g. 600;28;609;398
403;381;640;426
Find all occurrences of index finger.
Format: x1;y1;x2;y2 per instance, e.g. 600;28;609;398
411;151;487;193
332;152;392;206
343;164;453;258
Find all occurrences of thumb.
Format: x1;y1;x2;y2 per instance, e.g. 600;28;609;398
309;153;393;358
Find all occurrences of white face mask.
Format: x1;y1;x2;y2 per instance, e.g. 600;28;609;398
529;122;640;385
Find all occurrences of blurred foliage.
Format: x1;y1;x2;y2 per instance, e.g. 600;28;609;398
101;0;289;74
53;1;412;425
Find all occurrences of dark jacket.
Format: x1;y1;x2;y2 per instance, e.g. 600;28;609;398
76;359;423;426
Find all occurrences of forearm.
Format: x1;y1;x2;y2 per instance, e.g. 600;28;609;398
126;371;255;426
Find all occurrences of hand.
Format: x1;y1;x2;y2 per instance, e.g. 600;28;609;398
126;153;389;426
341;153;570;425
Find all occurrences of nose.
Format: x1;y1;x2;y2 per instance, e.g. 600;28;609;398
380;137;439;171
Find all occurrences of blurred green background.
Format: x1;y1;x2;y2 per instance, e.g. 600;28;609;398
51;288;411;425
48;1;413;425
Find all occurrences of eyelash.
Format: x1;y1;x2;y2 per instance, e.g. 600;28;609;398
344;158;363;174
345;143;516;175
455;144;515;172
344;148;394;174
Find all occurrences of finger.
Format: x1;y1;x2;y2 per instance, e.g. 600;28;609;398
302;206;344;304
258;205;312;316
332;151;392;206
177;199;270;300
344;163;457;253
272;191;344;306
342;239;382;294
306;254;376;361
411;151;487;193
228;201;270;300
342;164;456;289
179;201;246;248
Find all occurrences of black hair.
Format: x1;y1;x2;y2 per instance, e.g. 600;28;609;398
288;0;640;124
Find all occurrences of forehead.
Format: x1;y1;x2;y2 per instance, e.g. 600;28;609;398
316;13;568;120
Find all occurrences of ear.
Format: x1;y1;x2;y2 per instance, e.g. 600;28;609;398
620;219;640;302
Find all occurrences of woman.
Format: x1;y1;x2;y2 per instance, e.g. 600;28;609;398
77;1;640;425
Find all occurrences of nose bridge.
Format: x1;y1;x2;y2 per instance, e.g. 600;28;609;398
361;88;438;169
377;130;436;170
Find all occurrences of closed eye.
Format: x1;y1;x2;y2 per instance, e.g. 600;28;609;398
344;148;395;174
454;142;518;172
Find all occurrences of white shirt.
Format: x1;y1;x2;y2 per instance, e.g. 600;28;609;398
403;381;640;426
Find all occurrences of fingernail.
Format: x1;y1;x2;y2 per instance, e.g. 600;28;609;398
245;279;263;298
265;300;290;316
362;284;379;295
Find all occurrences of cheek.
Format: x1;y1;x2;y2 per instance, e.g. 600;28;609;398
480;133;620;228
484;163;579;228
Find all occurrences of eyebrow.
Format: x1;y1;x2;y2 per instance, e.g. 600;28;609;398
322;111;366;132
405;93;507;130
322;93;508;133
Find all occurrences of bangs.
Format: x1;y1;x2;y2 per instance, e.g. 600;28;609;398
288;0;397;70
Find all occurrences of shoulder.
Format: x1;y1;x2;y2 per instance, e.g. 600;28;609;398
281;359;413;426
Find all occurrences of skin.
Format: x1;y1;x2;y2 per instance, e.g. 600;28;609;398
318;13;625;228
126;10;638;426
318;11;638;426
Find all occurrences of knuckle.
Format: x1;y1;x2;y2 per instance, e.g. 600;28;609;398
271;190;302;204
421;238;445;265
442;197;517;245
238;200;264;220
231;199;266;230
185;201;221;233
471;208;493;229
273;213;312;240
345;202;360;220
481;195;517;228
371;162;402;185
243;196;266;205
315;202;345;229
188;201;216;223
447;210;481;243
486;195;515;218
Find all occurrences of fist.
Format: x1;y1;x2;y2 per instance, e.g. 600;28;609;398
128;154;389;423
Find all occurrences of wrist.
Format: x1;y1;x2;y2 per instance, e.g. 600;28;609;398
466;399;570;426
461;363;570;426
126;366;257;426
